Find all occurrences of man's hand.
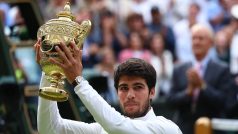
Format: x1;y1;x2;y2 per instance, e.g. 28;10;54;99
186;68;204;92
186;84;194;96
49;42;83;84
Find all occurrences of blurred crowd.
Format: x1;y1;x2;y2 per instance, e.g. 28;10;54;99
1;0;238;133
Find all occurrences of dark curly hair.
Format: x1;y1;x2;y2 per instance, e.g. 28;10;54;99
114;58;156;92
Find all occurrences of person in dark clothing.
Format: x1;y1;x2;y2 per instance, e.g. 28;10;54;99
147;6;176;61
168;24;234;134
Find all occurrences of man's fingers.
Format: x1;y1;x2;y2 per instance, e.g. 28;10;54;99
49;58;64;68
58;42;74;61
36;45;40;62
55;46;70;64
35;39;41;64
34;39;41;47
69;42;81;59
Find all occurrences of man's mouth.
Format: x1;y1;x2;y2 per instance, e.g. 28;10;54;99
124;102;138;107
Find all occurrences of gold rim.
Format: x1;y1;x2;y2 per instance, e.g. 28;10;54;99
39;87;68;102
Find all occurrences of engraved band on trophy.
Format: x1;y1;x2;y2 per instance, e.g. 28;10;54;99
37;2;91;101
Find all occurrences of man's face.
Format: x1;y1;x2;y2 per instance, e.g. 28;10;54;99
192;27;212;60
117;75;155;118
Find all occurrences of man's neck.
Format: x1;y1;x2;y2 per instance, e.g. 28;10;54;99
127;105;151;119
195;55;206;62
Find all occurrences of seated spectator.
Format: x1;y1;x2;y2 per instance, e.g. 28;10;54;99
118;32;151;63
149;33;173;99
94;47;118;104
207;0;231;32
125;13;150;47
173;2;209;63
82;42;101;68
168;24;234;134
230;4;238;76
97;9;127;58
147;6;176;61
210;29;230;64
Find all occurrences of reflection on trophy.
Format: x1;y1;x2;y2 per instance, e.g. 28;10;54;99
37;2;91;101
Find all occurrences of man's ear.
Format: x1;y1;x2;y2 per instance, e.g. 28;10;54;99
149;87;155;99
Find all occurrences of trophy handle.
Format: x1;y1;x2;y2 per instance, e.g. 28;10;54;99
75;20;92;48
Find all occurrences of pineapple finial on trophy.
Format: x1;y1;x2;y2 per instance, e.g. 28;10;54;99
57;2;75;21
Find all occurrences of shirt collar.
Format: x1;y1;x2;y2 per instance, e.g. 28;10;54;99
133;108;156;121
193;54;210;70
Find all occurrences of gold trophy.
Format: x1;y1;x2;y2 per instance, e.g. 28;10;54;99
37;2;91;101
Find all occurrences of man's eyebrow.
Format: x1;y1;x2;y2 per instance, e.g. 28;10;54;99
118;83;145;88
133;83;145;86
118;84;127;88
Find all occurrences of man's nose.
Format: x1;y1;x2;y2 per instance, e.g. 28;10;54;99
127;89;135;99
193;37;200;44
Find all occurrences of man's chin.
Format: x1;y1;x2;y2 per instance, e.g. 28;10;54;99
123;106;150;118
124;111;141;118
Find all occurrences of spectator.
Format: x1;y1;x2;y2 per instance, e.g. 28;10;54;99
206;0;231;32
43;0;70;20
147;6;176;61
0;3;14;35
118;32;151;63
74;7;100;68
125;13;150;45
230;5;238;76
149;33;173;99
129;0;153;24
210;29;230;64
227;4;238;119
173;2;210;63
168;24;233;134
98;9;127;58
94;47;118;104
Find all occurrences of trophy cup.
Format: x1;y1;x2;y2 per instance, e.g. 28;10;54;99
37;2;91;101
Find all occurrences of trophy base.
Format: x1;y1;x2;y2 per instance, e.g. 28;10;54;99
39;87;68;102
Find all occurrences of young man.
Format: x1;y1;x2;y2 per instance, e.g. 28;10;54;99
35;40;182;134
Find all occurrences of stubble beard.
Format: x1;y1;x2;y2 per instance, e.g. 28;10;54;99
121;99;151;119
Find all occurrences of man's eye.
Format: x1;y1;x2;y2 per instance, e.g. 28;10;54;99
119;87;128;91
134;86;143;90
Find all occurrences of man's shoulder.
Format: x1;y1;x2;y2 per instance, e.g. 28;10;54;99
151;116;177;127
209;59;229;69
154;116;183;134
173;61;192;72
155;116;175;124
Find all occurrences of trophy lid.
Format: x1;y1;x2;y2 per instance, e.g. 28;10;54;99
37;2;91;47
56;2;75;21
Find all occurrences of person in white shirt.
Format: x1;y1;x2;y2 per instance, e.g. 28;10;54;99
34;40;182;134
230;4;238;75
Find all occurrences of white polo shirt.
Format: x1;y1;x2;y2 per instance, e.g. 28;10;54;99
37;73;182;134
